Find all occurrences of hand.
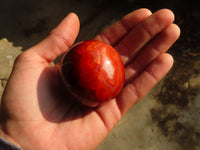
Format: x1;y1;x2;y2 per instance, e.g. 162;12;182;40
0;9;180;150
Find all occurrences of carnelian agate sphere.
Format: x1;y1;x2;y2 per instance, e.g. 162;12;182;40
60;40;125;107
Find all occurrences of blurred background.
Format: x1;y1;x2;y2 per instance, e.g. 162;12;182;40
0;0;200;150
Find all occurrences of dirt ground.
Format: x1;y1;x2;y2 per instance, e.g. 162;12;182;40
0;0;200;150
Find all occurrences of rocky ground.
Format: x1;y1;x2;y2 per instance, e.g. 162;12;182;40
0;39;22;100
0;0;200;150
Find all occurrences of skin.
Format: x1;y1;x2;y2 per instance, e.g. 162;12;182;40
0;8;180;150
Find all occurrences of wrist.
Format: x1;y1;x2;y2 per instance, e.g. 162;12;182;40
0;124;22;149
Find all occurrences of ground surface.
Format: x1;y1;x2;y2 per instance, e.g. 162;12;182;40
0;0;200;150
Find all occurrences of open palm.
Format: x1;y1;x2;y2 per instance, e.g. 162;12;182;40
0;9;180;150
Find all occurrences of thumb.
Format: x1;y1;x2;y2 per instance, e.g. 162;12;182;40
29;12;80;63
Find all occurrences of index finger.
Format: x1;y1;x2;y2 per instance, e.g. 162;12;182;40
94;8;152;46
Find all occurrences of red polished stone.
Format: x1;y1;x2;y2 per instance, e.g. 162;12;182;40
60;40;125;107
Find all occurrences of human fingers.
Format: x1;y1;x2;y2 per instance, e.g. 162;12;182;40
28;13;80;63
117;53;174;115
125;23;180;84
115;9;175;65
94;8;152;45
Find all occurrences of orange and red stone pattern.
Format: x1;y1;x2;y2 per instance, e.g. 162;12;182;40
60;40;125;107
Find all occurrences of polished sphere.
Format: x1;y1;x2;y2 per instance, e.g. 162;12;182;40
60;40;125;107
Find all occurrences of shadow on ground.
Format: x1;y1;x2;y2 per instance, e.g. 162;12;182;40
0;0;200;150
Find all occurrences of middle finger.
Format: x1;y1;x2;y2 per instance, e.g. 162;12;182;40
115;9;175;65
